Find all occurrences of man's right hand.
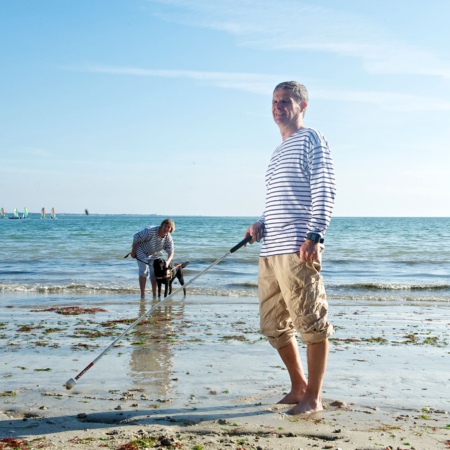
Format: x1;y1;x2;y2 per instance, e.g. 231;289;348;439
243;222;263;247
131;250;136;259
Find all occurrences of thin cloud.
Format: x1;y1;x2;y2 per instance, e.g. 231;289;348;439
0;166;57;175
314;88;450;112
64;64;450;111
17;147;51;157
63;64;281;95
148;0;450;79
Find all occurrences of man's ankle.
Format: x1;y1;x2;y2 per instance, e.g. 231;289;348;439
292;380;308;392
303;391;321;404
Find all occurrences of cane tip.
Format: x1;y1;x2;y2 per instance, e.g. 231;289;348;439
65;378;76;390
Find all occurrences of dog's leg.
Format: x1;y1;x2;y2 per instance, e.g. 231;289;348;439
177;271;186;297
164;281;169;298
157;281;161;298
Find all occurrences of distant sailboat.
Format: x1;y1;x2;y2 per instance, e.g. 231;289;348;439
1;208;6;219
41;207;46;219
23;207;30;219
50;207;56;219
10;208;21;219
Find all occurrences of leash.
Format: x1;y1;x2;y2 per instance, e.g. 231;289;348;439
124;253;181;279
124;253;150;265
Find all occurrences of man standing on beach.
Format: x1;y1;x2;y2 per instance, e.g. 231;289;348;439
244;81;336;415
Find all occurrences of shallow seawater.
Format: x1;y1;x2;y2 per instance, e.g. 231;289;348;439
1;215;450;303
1;293;449;419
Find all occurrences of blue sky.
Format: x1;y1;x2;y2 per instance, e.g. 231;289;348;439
1;0;449;216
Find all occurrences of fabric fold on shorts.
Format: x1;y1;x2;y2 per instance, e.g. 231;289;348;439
258;253;334;348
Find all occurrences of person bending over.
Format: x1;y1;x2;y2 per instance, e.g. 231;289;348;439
131;218;175;299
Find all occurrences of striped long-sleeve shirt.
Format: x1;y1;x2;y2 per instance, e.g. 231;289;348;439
258;127;336;257
133;226;174;262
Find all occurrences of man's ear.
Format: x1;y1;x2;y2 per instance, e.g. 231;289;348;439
300;101;308;115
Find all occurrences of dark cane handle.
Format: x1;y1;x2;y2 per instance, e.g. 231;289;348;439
229;235;253;253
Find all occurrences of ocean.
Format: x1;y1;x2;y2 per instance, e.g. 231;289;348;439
1;215;449;419
1;215;449;304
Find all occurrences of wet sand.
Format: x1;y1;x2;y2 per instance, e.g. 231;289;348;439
1;293;449;449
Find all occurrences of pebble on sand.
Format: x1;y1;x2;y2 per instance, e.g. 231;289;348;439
328;400;347;408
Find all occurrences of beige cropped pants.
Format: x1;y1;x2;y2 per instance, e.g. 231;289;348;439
258;253;334;348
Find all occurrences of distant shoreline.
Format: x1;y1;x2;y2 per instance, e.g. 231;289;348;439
2;213;450;218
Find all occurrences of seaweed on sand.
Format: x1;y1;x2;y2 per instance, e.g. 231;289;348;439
30;306;107;315
100;318;149;328
117;438;156;449
69;329;118;338
72;343;98;350
219;335;250;342
0;438;51;449
99;315;172;328
17;324;44;332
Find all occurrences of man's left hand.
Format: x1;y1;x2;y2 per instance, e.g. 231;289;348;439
299;239;320;263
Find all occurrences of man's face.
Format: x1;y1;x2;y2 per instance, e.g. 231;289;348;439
272;89;304;127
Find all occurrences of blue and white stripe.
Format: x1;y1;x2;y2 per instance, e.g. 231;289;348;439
259;127;336;258
133;226;174;262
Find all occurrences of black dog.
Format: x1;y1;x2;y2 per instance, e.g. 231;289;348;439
153;258;190;298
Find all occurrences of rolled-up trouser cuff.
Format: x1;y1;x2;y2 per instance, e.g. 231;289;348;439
300;322;334;345
267;329;297;349
266;323;334;349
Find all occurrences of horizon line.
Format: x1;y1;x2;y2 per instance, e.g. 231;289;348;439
2;213;450;219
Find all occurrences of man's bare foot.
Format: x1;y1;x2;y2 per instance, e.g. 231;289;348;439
277;388;307;405
287;395;322;415
140;295;145;299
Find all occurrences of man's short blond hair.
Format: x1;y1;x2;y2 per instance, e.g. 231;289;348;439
274;81;308;105
160;218;175;233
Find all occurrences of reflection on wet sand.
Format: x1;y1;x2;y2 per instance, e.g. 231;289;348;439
128;297;185;397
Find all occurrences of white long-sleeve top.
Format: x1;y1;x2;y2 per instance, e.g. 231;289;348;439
133;226;174;262
258;127;336;257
